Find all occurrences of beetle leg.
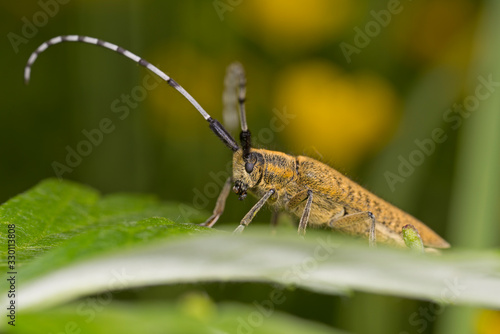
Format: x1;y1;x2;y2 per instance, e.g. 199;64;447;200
297;190;313;236
270;209;281;235
286;189;310;210
200;177;232;228
270;209;280;228
286;189;315;236
233;189;275;234
329;211;377;247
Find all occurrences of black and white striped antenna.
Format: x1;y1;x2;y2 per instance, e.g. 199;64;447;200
24;35;239;152
223;62;252;161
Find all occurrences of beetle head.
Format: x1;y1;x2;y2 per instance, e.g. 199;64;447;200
232;149;264;200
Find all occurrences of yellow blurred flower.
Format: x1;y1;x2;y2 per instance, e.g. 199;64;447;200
235;0;356;53
179;292;216;322
274;61;399;169
476;309;500;334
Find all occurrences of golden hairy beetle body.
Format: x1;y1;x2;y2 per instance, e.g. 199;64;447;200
232;148;450;249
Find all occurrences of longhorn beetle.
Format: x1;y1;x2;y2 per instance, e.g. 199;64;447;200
25;35;450;250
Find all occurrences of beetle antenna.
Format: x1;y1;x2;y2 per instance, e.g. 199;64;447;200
226;62;251;160
24;35;239;152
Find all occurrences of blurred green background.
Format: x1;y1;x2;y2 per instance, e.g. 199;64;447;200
1;0;499;333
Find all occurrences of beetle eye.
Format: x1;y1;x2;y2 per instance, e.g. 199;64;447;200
245;162;254;173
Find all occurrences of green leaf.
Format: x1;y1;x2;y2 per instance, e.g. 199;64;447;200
5;298;345;334
0;179;100;266
0;178;209;292
0;178;206;268
1;178;500;333
9;228;500;312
